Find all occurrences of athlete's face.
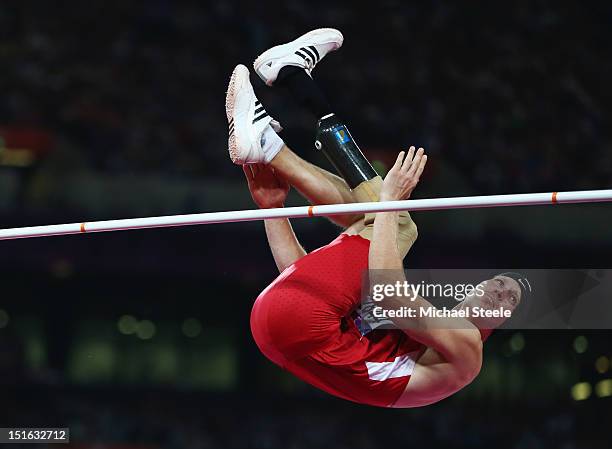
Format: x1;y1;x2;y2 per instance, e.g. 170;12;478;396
464;275;521;325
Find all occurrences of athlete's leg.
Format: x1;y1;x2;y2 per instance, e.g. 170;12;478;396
225;63;369;228
269;145;362;227
255;30;418;254
270;139;418;255
270;137;418;254
254;29;379;190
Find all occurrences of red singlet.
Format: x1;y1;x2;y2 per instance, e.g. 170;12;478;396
250;233;425;407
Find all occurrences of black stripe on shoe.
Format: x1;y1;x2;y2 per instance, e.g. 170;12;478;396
301;47;317;64
308;46;320;62
254;105;265;115
229;123;234;133
255;100;260;106
228;118;234;127
252;112;269;124
296;50;313;66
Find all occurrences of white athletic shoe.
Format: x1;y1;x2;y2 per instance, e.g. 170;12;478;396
225;64;284;164
253;28;344;86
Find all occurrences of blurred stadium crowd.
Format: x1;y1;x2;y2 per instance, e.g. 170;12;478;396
2;1;611;193
0;389;605;449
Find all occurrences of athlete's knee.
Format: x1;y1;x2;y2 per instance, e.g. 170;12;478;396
398;210;416;229
357;213;418;255
398;213;418;239
352;177;382;205
397;213;418;257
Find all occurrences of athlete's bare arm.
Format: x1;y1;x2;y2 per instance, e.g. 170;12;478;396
369;148;425;272
369;150;483;407
243;164;307;272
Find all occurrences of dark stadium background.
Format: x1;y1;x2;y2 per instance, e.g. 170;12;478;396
1;1;611;448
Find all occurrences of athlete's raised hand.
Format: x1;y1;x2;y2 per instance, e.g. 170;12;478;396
380;146;427;202
243;164;290;209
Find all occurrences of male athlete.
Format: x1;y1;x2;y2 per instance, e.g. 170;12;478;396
226;29;521;407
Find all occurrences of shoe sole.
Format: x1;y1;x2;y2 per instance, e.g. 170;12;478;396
225;64;250;164
253;28;343;85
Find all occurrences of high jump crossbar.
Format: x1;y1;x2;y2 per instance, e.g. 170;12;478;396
1;189;611;241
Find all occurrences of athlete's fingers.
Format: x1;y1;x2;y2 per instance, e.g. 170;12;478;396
269;166;281;185
243;165;254;182
391;151;405;172
414;154;428;180
273;167;288;182
407;148;425;177
251;164;260;176
277;172;290;189
401;146;416;172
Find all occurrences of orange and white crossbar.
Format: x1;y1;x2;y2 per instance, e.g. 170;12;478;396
1;189;611;241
